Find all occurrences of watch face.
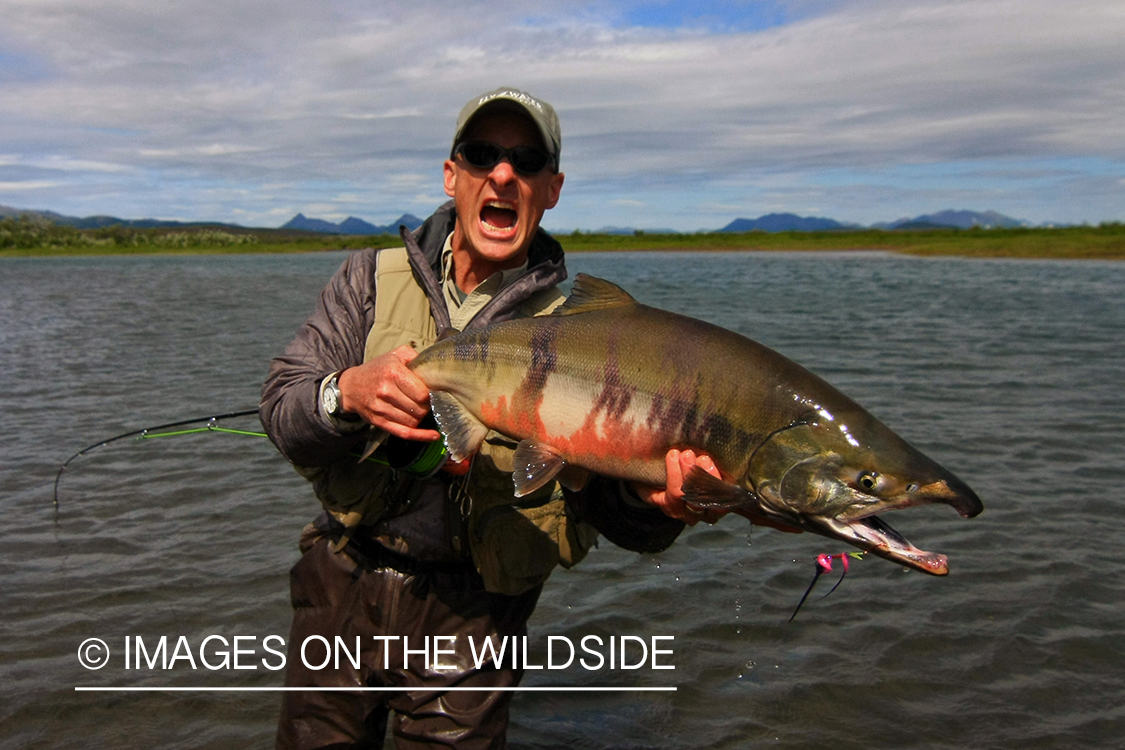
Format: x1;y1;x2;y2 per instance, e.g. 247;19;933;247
323;384;339;415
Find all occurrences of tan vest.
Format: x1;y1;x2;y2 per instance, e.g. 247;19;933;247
309;245;598;595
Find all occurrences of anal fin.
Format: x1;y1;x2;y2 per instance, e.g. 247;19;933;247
512;440;568;497
430;391;489;463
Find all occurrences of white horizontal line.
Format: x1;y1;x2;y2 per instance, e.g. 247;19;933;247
75;686;676;692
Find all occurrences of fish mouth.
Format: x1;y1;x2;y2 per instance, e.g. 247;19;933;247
806;475;981;575
811;513;950;575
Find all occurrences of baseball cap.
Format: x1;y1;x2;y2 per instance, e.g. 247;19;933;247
451;87;561;165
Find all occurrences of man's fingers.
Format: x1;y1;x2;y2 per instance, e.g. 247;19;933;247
338;349;433;428
381;369;431;411
376;419;442;443
634;448;729;526
695;454;722;479
664;448;684;496
672;449;727;525
388;346;432;405
370;383;430;424
391;344;419;364
656;448;700;525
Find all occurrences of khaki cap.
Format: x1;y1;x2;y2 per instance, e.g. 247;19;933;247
451;87;561;165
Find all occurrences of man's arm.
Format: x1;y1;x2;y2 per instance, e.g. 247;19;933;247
260;251;441;467
259;252;376;466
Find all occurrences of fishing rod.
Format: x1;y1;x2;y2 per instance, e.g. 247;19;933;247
53;408;263;509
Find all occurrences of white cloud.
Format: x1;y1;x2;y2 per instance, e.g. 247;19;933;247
0;0;1121;226
0;180;62;191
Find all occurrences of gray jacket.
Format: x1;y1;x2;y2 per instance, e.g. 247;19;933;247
260;202;684;557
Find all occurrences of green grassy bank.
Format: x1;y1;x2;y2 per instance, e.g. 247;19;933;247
0;216;405;257
560;223;1125;259
2;215;1122;259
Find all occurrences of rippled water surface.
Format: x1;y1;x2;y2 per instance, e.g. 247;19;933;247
2;251;1123;749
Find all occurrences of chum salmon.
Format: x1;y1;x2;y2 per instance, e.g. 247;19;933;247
410;274;982;574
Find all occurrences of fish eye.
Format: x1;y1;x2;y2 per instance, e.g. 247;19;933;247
858;471;879;491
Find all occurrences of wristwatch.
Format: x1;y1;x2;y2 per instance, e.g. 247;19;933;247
321;373;347;419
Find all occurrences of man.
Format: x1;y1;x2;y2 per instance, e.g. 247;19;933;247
261;87;722;750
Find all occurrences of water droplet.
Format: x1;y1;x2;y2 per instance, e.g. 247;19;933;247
744;660;755;671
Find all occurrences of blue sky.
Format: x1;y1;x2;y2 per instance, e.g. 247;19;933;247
619;0;796;31
1;0;1122;230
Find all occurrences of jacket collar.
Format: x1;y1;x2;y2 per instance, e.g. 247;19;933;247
400;200;568;335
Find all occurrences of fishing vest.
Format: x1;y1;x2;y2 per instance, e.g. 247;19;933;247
311;244;598;596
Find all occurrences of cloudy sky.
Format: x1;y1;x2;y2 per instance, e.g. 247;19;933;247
1;0;1122;231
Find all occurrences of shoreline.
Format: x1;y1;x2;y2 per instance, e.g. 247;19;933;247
2;224;1122;260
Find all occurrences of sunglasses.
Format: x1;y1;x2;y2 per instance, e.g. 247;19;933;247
453;141;556;176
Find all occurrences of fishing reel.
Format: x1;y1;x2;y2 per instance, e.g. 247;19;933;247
381;413;469;477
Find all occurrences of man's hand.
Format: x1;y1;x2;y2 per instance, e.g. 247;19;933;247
336;345;441;442
632;448;729;526
633;449;804;533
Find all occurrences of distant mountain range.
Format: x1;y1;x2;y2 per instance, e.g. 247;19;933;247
0;204;425;235
0;204;249;230
280;213;424;235
719;209;1030;233
719;213;863;232
871;209;1029;230
2;204;1041;235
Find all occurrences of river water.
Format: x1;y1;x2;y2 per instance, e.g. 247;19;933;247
1;250;1122;749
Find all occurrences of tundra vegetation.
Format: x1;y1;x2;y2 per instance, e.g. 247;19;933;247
2;214;1122;259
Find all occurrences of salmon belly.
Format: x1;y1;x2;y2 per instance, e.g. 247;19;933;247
472;370;670;484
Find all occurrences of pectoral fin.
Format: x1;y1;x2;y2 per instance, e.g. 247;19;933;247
682;466;755;509
512;440;569;497
430;391;489;463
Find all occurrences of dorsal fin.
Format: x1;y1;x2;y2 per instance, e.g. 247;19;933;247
554;274;637;316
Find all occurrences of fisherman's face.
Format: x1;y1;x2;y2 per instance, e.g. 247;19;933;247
444;109;564;272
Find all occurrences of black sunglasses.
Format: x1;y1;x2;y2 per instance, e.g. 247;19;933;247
452;141;556;175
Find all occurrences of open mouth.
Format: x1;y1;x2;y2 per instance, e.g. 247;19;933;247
815;513;950;575
481;200;518;234
809;475;981;575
